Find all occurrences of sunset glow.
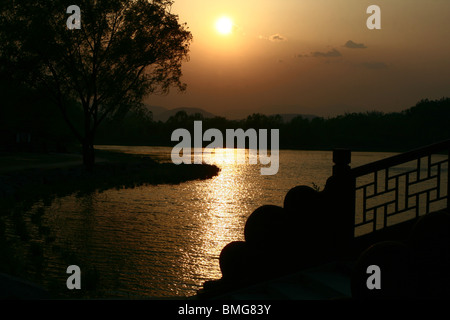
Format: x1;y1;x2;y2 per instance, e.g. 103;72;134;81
146;0;450;121
215;16;233;35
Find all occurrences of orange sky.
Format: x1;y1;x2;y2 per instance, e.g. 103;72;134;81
145;0;450;119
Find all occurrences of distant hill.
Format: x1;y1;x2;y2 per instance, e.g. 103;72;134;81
144;105;169;118
272;113;319;123
146;105;217;122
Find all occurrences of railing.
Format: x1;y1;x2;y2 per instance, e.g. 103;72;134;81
348;140;450;236
205;139;450;296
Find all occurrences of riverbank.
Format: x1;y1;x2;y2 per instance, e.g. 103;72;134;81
0;150;220;204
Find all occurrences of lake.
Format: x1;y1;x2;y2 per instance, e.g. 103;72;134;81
9;146;446;298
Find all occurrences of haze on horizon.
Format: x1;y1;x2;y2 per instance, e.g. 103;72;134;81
145;0;450;119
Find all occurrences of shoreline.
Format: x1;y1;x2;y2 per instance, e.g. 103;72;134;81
0;151;220;205
94;143;412;154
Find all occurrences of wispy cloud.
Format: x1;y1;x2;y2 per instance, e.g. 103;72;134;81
344;40;367;49
269;34;286;41
311;48;342;58
296;48;343;58
259;33;287;42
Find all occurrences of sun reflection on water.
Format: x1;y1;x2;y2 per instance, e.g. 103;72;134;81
190;148;261;282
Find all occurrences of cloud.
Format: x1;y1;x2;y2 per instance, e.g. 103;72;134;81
344;40;367;49
269;34;286;42
362;62;388;69
311;48;342;58
259;33;287;42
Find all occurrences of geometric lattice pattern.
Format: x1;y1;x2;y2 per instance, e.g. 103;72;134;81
354;153;448;236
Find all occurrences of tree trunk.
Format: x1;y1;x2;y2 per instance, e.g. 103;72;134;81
82;140;95;172
82;109;95;172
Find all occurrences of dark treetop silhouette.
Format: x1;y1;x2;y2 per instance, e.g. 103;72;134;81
0;0;192;171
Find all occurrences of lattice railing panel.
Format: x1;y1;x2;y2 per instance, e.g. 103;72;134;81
354;154;448;236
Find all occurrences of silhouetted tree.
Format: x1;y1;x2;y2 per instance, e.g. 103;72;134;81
0;0;192;171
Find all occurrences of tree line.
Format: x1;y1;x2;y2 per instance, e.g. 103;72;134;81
94;97;450;152
2;83;449;153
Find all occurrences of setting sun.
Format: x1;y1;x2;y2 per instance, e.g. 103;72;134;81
215;16;233;35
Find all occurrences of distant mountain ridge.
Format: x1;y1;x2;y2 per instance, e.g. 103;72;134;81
145;105;319;123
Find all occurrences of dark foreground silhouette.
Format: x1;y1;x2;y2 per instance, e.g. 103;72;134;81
200;142;450;300
201;189;450;300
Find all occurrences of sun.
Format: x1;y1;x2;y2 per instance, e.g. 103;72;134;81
215;17;233;35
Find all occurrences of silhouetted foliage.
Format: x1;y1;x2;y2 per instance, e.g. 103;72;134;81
95;97;450;151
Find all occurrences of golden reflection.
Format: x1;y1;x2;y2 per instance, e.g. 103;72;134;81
193;148;258;281
203;147;256;165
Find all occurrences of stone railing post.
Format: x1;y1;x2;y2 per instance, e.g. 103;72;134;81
448;148;450;211
324;148;356;257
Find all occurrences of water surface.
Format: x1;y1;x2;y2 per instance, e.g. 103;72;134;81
12;147;445;298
